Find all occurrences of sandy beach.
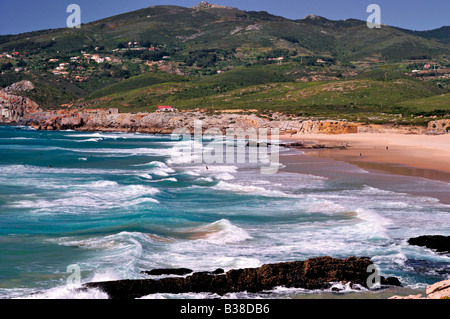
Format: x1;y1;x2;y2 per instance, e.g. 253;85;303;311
278;133;450;181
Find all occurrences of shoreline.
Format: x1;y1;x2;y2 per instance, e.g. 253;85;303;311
6;124;450;180
5;122;450;186
7;123;450;182
2;124;449;300
278;133;450;182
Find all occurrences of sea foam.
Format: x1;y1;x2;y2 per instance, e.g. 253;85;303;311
181;219;252;244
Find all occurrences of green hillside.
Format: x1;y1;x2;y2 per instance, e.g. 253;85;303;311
395;93;450;112
87;72;187;99
0;2;449;124
1;3;448;62
81;64;445;125
394;26;450;45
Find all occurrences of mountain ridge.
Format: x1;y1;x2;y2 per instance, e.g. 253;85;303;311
0;2;448;37
0;2;449;125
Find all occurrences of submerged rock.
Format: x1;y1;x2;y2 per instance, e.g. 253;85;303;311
84;256;401;299
408;235;450;253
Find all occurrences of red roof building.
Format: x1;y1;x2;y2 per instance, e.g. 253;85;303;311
157;105;177;112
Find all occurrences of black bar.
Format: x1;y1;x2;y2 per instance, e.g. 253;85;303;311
1;299;446;318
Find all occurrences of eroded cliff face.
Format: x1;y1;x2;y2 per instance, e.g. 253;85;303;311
28;110;363;135
427;119;450;135
0;81;41;124
1;81;448;136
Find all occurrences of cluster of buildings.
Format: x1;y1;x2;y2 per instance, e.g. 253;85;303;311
82;52;122;63
1;52;25;72
80;53;117;63
410;61;450;78
113;41;158;52
52;62;70;75
0;51;23;59
49;53;120;76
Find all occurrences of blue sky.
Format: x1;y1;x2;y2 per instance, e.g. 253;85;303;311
0;0;449;35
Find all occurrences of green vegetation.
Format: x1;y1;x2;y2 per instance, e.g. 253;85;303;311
87;72;187;99
395;94;450;112
82;65;449;126
0;3;449;125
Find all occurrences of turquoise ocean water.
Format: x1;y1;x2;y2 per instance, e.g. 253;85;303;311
0;125;448;299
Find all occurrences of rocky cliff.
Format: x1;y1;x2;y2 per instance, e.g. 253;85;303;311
427;119;450;135
0;81;41;124
1;81;448;136
24;111;365;135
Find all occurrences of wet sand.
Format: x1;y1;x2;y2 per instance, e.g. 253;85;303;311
278;133;450;180
277;133;450;205
276;134;450;300
289;286;427;300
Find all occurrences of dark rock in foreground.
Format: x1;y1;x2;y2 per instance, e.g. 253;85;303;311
140;268;225;277
408;235;450;253
141;268;193;276
84;256;401;299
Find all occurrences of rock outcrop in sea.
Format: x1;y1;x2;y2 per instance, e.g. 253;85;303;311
83;256;401;299
408;235;450;253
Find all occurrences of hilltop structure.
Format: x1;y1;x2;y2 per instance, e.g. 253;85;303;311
192;1;235;10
